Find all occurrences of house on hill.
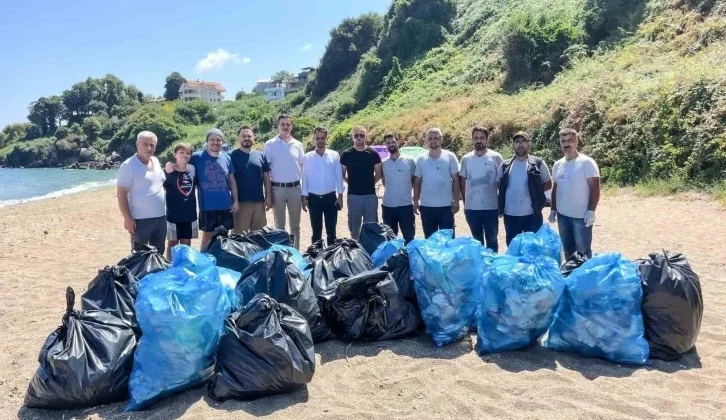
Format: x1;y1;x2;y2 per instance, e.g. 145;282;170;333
179;80;226;103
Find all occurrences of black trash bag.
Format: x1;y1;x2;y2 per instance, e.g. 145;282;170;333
204;226;264;273
308;259;335;296
25;287;137;409
379;248;416;304
319;270;420;341
237;249;333;343
246;226;292;249
208;294;315;401
360;222;396;256
117;244;170;280
560;252;589;278
81;265;140;333
636;251;704;361
303;239;328;263
315;239;373;280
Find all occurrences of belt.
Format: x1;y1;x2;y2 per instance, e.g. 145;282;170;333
308;191;336;199
271;181;300;187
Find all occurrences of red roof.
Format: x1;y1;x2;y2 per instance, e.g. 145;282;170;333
183;80;226;91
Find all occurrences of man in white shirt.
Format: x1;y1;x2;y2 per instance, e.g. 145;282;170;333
497;131;552;246
116;131;167;253
301;127;344;245
549;128;601;258
459;126;503;252
263;114;305;249
413;128;461;238
381;133;416;243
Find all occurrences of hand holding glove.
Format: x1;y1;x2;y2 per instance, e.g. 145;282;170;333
584;210;596;227
548;211;557;224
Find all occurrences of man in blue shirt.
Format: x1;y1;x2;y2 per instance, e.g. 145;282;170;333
229;125;272;233
190;128;239;248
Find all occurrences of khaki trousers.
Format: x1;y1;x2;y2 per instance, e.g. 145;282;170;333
272;185;302;249
233;202;267;233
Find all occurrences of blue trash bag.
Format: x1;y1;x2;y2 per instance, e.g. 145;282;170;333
477;255;565;354
126;245;233;411
507;223;562;265
408;230;485;346
172;245;241;308
541;253;650;365
371;238;405;267
250;244;310;277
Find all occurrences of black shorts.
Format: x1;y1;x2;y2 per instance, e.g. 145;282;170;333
199;210;234;233
166;221;199;240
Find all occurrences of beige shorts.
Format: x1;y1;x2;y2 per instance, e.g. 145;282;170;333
233;202;267;233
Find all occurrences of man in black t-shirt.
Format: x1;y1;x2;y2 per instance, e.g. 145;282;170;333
340;126;382;240
163;143;198;261
229;125;272;233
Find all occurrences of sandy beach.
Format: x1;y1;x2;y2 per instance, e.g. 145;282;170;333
2;187;725;420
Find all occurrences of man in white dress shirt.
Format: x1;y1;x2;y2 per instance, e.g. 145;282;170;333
263;114;305;249
301;127;344;245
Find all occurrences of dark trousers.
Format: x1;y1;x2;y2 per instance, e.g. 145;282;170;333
503;213;543;246
382;205;416;244
420;206;455;239
557;213;593;259
131;215;167;255
308;192;338;244
464;209;499;253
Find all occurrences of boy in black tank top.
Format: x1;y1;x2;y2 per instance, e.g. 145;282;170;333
163;143;198;261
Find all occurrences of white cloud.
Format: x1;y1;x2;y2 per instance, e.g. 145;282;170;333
300;43;313;51
196;49;249;72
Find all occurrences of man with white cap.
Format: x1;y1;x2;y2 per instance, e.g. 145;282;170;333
190;128;239;248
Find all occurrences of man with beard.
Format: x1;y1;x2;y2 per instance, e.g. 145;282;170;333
497;131;552;246
190;128;239;249
459;126;503;252
301;127;344;245
340;126;382;240
549;128;600;258
413;127;461;238
380;133;416;243
263;114;305;249
230;125;272;233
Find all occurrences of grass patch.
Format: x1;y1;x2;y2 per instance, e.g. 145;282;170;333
712;181;726;207
633;177;690;197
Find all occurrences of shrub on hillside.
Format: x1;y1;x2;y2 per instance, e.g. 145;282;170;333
1;137;57;167
25;123;43;140
109;106;186;158
175;101;216;125
54;126;70;140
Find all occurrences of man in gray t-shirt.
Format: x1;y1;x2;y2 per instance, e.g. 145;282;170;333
497;131;552;246
381;133;416;243
413;128;461;238
459;126;503;252
116;131;167;254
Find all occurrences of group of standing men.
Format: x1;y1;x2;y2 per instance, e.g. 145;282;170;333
117;112;600;261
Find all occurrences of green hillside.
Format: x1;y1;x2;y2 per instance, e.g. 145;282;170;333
2;0;725;194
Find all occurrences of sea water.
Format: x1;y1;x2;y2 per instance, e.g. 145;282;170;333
0;168;117;208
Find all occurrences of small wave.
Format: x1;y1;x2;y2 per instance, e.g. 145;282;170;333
0;179;117;208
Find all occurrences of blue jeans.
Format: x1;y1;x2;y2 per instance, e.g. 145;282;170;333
382;205;416;244
420;206;455;238
464;209;499;252
503;213;543;246
557;213;593;259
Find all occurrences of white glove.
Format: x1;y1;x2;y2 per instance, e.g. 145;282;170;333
548;211;557;224
584;210;596;227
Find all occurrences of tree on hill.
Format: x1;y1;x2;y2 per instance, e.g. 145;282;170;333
271;70;294;84
164;72;186;101
305;13;383;102
28;96;64;137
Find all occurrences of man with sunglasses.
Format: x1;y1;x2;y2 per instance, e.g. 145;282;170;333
340;126;382;241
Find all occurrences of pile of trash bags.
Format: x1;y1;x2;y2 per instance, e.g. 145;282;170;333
203;227;264;273
408;230;484;346
477;255;565;354
25;287;137;409
319;270;420;341
636;251;703;361
117;245;170;280
126;245;234;410
506;224;562;265
237;248;332;343
360;222;396;256
371;238;405;267
542;253;650;365
208;294;315;401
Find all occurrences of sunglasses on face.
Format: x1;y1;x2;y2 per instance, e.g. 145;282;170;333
353;134;366;139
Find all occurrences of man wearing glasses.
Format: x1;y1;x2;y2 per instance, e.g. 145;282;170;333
340;126;382;241
497;131;552;246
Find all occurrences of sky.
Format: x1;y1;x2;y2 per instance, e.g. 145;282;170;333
0;0;392;128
